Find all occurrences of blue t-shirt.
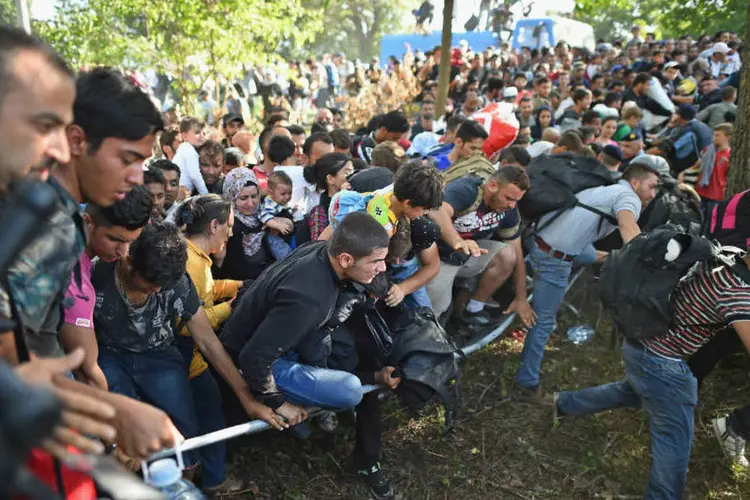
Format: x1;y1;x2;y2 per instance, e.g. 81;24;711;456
442;176;522;253
426;143;455;171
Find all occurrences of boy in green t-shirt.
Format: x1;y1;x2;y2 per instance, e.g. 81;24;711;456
613;105;644;142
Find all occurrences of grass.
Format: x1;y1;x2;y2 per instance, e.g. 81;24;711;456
227;273;750;499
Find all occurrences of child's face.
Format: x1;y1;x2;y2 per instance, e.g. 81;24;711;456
713;131;730;148
625;116;640;127
270;183;292;206
183;126;206;147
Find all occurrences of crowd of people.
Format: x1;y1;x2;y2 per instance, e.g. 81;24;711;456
0;19;748;500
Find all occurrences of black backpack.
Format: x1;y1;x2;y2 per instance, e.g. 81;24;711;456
597;179;703;252
599;224;716;340
640;178;702;234
386;308;461;432
518;153;617;231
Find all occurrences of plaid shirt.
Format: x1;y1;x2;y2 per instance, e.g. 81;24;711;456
308;205;329;241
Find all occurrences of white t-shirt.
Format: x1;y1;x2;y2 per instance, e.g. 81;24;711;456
173;142;208;195
275;166;320;221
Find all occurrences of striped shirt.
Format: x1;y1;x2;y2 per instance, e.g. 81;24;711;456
641;261;750;358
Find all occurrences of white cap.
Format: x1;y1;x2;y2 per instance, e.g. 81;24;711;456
713;42;730;54
663;61;680;69
459;39;469;49
503;87;518;98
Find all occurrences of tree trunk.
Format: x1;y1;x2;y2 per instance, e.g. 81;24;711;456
435;0;454;117
726;2;750;196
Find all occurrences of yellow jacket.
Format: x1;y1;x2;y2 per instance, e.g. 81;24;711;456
181;239;241;378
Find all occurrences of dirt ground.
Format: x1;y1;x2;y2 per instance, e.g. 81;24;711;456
227;273;750;499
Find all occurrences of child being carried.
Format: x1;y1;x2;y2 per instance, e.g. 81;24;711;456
259;171;296;260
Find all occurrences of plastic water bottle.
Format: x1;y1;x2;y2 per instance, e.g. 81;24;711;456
144;459;206;500
566;325;595;345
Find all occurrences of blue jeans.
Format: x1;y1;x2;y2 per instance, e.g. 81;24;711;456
98;346;199;467
391;257;432;309
700;198;719;232
190;370;226;488
557;341;697;499
272;355;364;409
516;239;573;388
267;233;293;260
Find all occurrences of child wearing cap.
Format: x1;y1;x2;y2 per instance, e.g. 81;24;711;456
613;105;643;142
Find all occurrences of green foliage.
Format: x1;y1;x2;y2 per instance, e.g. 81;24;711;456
0;0;18;26
574;0;746;40
33;0;324;110
304;0;415;60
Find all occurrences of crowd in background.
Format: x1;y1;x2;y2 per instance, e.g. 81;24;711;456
1;19;749;500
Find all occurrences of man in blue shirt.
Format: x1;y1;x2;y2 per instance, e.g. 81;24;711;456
428;165;535;328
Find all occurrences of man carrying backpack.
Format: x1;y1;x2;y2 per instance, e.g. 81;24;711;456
553;237;750;498
516;163;659;396
428;165;535;329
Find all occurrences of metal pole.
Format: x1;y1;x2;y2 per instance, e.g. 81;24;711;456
147;268;587;462
148;386;382;461
15;0;31;33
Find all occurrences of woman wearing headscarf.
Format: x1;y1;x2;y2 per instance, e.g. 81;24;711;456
215;167;273;280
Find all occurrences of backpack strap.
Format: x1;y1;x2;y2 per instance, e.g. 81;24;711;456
534;201;618;234
577;202;619;225
455;185;485;218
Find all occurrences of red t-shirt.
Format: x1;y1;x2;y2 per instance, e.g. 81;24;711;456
696;147;731;202
252;166;269;194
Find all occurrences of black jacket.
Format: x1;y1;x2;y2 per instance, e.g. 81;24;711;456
213;218;272;281
221;242;359;409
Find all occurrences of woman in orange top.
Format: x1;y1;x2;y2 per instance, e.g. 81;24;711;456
176;194;283;496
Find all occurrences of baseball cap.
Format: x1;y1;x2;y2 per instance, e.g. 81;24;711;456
503;87;519;99
602;144;623;162
572;61;586;70
610;64;624;74
712;42;730;54
677;103;697;120
621;129;643;142
222;114;244;127
632;154;671;178
663;61;680;70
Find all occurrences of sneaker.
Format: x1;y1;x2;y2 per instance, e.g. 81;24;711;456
357;462;394;499
316;410;338;433
461;308;492;328
713;416;750;468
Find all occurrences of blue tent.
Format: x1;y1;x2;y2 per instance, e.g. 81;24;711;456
379;31;499;64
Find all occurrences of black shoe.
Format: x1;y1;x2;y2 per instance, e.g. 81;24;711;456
358;462;394;499
515;383;544;401
461;308;492;328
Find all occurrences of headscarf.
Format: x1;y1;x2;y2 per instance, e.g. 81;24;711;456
222;167;260;228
